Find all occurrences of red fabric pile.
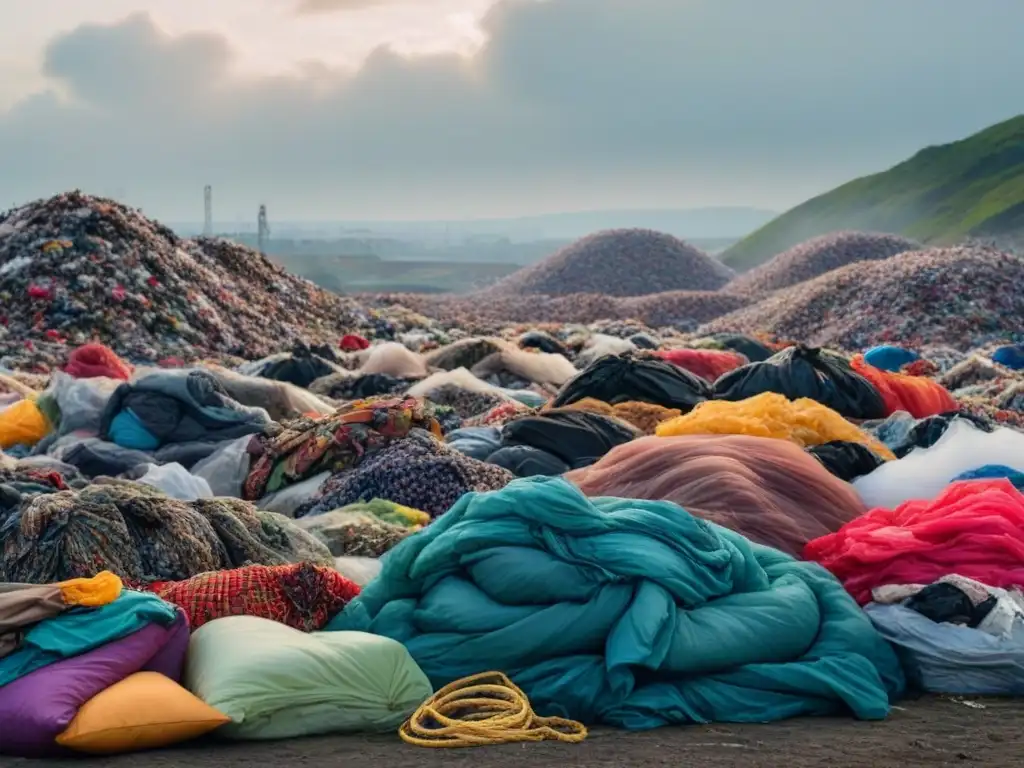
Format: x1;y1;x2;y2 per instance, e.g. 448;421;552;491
64;343;133;380
654;348;748;383
804;479;1024;605
145;562;361;631
340;333;370;352
850;354;957;418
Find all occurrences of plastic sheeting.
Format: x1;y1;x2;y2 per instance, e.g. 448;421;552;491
568;434;867;558
187;436;252;498
334;476;904;729
553;353;711;412
713;345;887;420
852;420;1024;509
133;463;213;501
805;479;1024;605
865;603;1024;695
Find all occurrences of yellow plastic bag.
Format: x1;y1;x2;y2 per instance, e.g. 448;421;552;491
655;392;895;460
0;398;51;449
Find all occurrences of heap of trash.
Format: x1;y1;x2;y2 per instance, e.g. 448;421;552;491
725;231;923;294
0;192;417;371
3;194;1024;758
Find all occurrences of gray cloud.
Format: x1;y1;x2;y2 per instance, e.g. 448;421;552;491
2;0;1023;219
293;0;394;14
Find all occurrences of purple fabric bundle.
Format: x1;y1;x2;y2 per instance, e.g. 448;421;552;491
0;608;189;757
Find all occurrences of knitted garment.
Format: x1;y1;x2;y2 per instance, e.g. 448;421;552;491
426;385;508;420
0;480;333;584
243;396;443;501
146;563;360;632
301;430;514;519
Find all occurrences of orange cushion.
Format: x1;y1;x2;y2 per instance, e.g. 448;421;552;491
56;672;230;754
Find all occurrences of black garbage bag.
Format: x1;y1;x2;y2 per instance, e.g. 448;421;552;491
713;345;887;419
258;342;340;389
552;353;711;412
806;441;885;483
500;408;639;468
518;331;569;357
708;333;774;363
487;445;571;478
628;332;661;350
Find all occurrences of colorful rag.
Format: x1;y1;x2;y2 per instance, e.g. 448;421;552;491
146;563;360;632
242;396;443;500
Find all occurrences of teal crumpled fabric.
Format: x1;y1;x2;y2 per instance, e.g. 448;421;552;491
331;476;905;729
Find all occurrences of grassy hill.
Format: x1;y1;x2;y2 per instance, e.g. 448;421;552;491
721;115;1024;271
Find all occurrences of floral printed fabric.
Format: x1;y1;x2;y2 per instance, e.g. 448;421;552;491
242;396;442;501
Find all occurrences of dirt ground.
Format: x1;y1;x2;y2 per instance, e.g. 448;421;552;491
5;695;1023;768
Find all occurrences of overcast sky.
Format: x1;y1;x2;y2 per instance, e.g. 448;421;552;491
1;0;1021;222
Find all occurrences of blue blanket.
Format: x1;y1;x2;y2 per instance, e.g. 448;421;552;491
331;477;905;729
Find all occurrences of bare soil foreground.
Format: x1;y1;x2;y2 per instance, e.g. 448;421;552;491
5;695;1022;768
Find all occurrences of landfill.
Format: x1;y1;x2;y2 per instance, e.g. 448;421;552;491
4;193;1024;756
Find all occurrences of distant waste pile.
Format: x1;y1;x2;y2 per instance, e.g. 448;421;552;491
0;192;383;370
483;228;735;297
726;231;922;295
699;245;1024;351
368;290;752;331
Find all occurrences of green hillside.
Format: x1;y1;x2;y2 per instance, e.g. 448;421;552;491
721;115;1024;271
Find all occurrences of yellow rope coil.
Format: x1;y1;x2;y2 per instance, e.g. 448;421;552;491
399;671;588;748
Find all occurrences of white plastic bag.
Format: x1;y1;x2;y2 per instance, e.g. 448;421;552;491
853;420;1024;509
191;435;253;497
332;556;383;587
257;472;330;518
49;372;121;436
136;462;213;500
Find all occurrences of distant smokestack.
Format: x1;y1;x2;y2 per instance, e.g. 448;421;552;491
203;185;213;237
257;204;270;255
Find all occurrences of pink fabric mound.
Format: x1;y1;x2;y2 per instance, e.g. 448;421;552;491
654;348;747;383
805;479;1024;605
566;433;866;557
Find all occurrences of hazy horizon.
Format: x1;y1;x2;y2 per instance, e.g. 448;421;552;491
2;0;1022;221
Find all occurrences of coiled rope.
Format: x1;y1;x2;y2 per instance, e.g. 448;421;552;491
399;671;588;748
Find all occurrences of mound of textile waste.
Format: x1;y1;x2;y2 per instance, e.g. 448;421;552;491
848;354;957;418
865;574;1024;695
482;229;735;297
805;479;1024;606
652;347;748;382
567;434;868;557
294;498;429;558
726;231;922;295
550;398;681;435
0;575;198;757
699;246;1024;351
656;392;895;460
333;477;905;729
299;430;514;519
241;396;443;502
0;192;379;370
144;562;360;632
0;480;333;584
552;353;711;412
712;345;888;420
485;408;641;477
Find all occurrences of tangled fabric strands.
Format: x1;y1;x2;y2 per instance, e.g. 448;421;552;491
0;480;333;584
399;672;587;748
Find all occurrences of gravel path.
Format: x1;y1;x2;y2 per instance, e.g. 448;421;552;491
7;695;1021;768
